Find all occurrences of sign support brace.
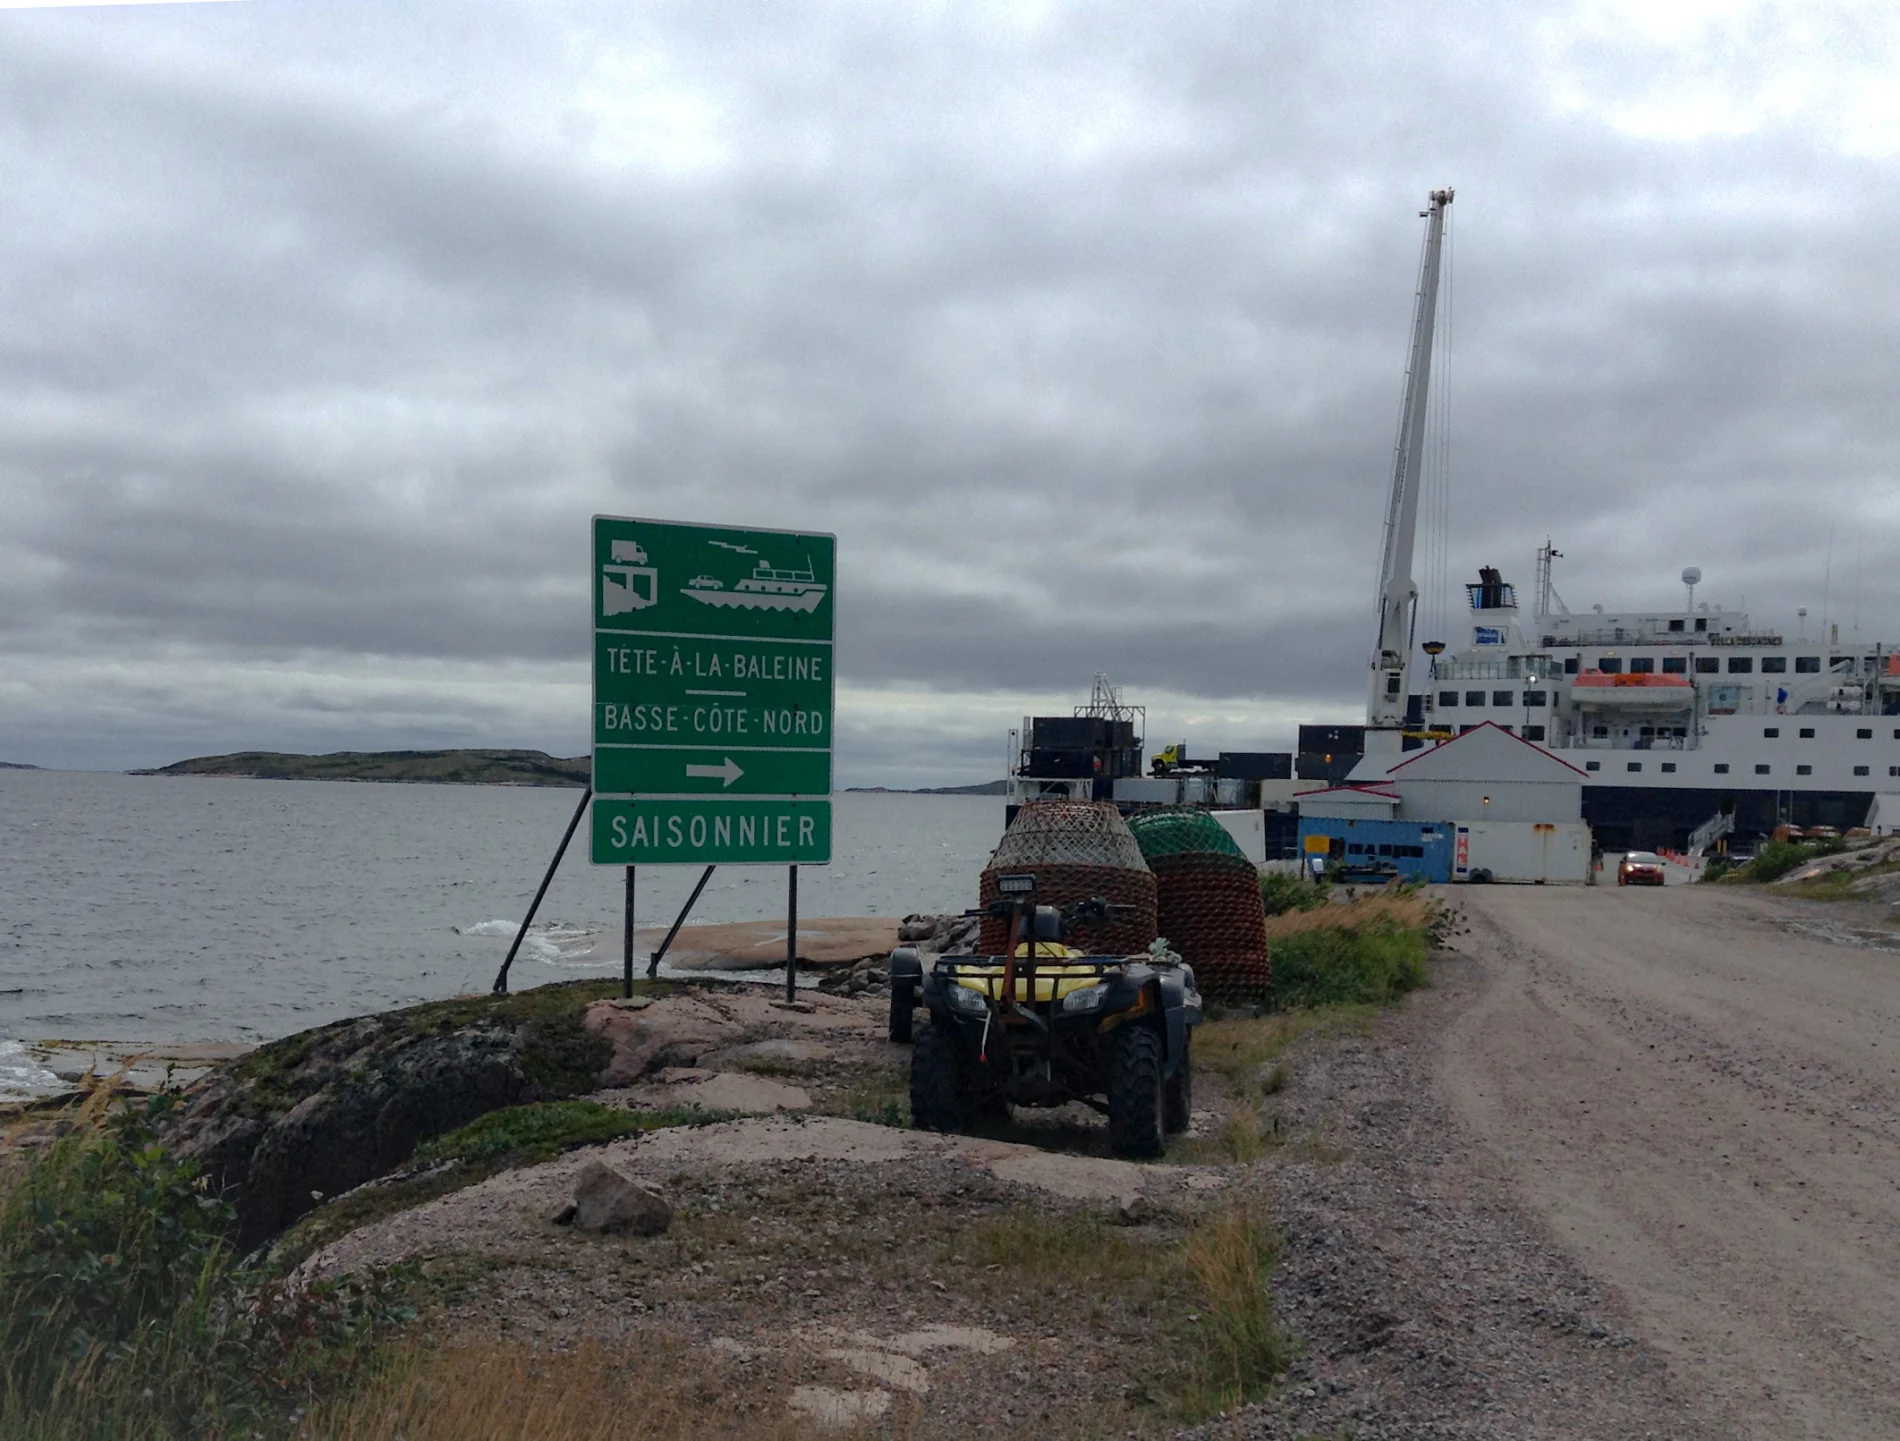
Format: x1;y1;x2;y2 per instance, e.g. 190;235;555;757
493;786;593;995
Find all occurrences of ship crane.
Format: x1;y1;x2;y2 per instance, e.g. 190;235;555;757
1366;187;1453;753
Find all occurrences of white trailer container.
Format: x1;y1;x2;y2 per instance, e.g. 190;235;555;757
1210;809;1266;865
1113;777;1180;804
1452;820;1591;884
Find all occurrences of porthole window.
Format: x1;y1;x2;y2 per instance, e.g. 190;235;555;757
1799;728;1815;739
1858;728;1873;739
1755;764;1771;775
1661;762;1677;773
1586;761;1601;772
1764;727;1780;738
1855;765;1870;777
1796;765;1812;776
1714;763;1730;774
1627;762;1642;772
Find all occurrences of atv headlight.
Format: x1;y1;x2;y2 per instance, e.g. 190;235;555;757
1059;983;1109;1014
946;983;990;1014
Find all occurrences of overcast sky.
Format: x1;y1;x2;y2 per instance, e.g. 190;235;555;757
3;0;1898;785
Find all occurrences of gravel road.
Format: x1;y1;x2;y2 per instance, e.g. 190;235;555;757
1445;883;1900;1439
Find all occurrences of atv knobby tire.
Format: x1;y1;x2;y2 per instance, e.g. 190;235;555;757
1163;1033;1192;1135
910;1026;967;1133
888;977;916;1044
1108;1025;1166;1158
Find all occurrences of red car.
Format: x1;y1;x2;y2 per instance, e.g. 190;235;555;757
1617;851;1667;886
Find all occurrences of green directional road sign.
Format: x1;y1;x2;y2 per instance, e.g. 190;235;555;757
590;516;834;865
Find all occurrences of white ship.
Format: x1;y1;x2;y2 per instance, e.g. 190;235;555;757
1356;190;1900;851
1413;554;1900;849
683;558;828;613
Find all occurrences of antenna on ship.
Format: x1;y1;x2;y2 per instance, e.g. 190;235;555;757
1535;540;1566;619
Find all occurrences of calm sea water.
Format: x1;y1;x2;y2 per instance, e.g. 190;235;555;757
0;771;1003;1062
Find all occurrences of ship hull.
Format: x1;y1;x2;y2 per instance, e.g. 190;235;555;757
684;588;825;613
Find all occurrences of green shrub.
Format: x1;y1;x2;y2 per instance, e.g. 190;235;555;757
412;1100;641;1166
0;1094;408;1439
1268;922;1427;1010
1700;855;1731;882
1258;871;1328;917
1744;837;1844;883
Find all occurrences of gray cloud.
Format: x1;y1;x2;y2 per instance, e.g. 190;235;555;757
3;0;1898;783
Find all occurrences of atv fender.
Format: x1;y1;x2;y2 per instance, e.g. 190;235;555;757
1157;968;1201;1082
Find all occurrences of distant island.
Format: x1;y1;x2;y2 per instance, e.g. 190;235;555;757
846;779;1007;795
0;761;41;770
132;749;590;787
133;751;1008;793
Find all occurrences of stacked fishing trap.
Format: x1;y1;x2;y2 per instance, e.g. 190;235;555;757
1125;808;1270;1003
978;801;1158;956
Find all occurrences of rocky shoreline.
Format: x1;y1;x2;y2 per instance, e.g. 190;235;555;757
7;900;1736;1436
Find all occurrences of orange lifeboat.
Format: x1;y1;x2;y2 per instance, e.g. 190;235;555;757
1569;670;1694;710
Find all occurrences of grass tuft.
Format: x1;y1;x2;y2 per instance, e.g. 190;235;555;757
1177;1202;1291;1415
298;1337;831;1441
1268;920;1428;1011
1259;872;1330;917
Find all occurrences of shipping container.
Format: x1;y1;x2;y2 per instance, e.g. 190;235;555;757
1296;817;1453;884
1295;751;1361;785
1217;751;1293;780
1451;821;1592;884
1113;777;1181;804
1297;724;1365;754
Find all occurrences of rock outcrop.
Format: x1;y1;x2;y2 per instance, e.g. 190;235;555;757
580;993;751;1085
164;981;620;1248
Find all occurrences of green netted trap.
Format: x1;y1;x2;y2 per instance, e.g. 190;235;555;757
1124;807;1248;862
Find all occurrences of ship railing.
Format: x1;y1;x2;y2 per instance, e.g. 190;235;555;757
1547;734;1692;752
1428;658;1561;682
1540;630;1713;648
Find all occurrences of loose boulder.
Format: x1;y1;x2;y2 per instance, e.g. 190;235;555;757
570;1159;672;1235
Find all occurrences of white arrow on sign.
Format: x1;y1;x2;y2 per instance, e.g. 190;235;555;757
685;757;744;787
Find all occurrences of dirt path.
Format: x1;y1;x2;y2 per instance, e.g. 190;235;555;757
1446;884;1900;1439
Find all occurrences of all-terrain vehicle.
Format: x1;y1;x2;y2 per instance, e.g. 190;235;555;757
899;872;1202;1158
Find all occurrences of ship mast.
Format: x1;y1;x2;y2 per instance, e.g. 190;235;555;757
1366;187;1453;750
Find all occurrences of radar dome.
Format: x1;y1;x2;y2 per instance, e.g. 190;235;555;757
1682;566;1702;586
